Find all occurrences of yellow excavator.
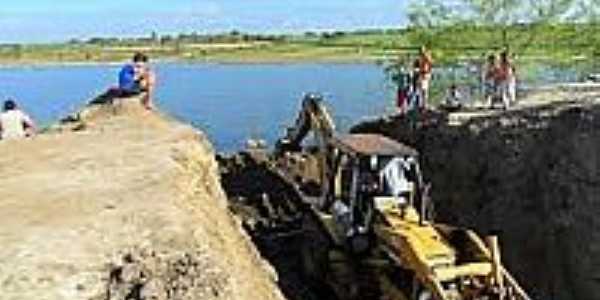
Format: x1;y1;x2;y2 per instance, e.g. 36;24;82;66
272;93;531;300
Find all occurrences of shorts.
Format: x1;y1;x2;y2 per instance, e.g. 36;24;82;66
484;80;497;97
397;89;408;109
420;74;431;93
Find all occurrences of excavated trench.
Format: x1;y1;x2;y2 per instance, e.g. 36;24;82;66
218;152;339;300
351;101;600;300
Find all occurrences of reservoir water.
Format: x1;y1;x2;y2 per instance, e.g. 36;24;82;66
0;63;392;151
0;62;589;151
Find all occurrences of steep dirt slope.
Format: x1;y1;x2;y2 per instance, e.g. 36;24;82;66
0;98;285;300
353;96;600;300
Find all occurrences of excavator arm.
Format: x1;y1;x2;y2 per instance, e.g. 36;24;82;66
274;93;338;208
275;93;336;155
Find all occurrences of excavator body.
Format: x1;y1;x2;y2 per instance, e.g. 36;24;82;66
271;94;531;300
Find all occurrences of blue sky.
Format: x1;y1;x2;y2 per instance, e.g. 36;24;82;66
1;0;409;43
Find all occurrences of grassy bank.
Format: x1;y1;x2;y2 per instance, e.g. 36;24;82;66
0;39;399;65
3;24;600;65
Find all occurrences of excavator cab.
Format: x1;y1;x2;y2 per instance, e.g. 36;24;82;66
326;134;429;253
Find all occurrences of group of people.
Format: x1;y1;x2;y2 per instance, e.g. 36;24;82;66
396;47;518;113
0;52;156;142
396;46;434;114
484;50;517;109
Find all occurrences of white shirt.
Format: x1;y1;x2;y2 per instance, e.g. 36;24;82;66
1;110;32;140
380;158;412;197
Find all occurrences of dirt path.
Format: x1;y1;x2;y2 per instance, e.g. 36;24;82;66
0;99;284;300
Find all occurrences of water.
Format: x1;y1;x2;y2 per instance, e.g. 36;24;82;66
0;62;592;152
0;63;393;152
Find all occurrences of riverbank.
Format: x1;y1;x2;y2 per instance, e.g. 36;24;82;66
0;97;285;300
0;42;388;66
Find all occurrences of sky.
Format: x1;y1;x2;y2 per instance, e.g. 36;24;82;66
0;0;409;43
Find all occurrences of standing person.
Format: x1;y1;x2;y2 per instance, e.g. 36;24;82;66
509;64;517;105
498;51;514;109
410;58;422;110
118;52;156;110
407;59;422;130
500;51;517;106
0;99;36;140
394;62;415;115
417;46;433;110
484;54;499;108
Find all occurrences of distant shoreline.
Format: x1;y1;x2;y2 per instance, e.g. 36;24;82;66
0;57;382;68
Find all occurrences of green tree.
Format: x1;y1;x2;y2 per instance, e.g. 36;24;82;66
406;0;595;52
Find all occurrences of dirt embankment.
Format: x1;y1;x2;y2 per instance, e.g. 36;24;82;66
353;96;600;300
0;98;285;300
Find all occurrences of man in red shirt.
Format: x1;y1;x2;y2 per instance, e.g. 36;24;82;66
417;46;433;109
499;51;515;109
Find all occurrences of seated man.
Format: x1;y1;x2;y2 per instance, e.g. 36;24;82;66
118;52;156;109
442;84;463;111
0;99;36;140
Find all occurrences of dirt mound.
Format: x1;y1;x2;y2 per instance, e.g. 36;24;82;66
352;100;600;300
0;98;284;300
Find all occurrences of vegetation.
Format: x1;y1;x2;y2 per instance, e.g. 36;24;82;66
0;30;411;64
2;0;600;66
405;0;600;63
1;22;599;66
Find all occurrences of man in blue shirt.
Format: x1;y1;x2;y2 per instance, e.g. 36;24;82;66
118;53;145;94
117;52;156;109
118;64;139;94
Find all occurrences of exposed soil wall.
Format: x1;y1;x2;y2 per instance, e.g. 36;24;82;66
352;101;600;300
218;152;336;300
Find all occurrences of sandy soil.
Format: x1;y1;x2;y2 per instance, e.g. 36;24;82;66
0;98;284;300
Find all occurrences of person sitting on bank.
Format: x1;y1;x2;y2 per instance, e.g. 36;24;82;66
443;84;463;110
0;99;36;140
118;52;156;110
